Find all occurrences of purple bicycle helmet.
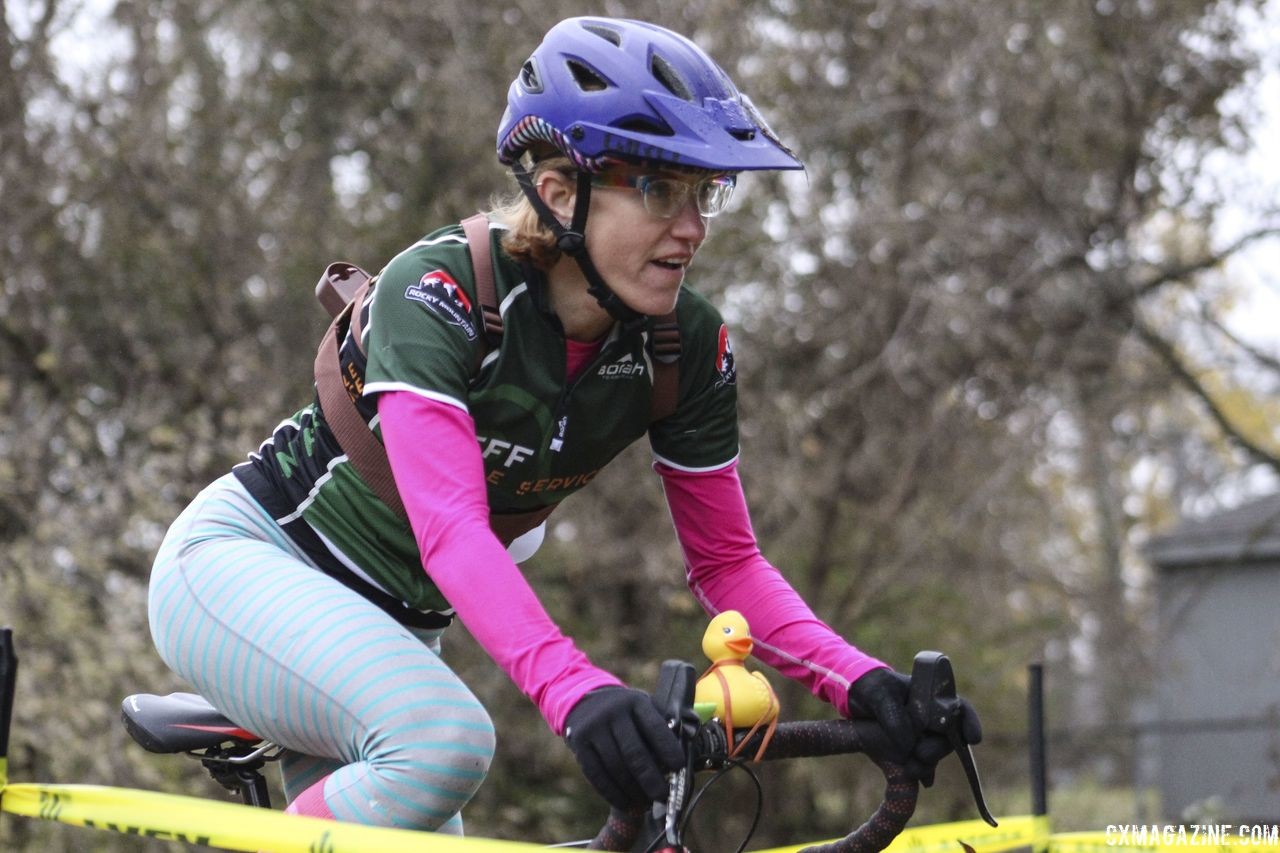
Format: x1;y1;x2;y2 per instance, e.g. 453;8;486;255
497;17;802;173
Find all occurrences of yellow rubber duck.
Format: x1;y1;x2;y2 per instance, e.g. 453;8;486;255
694;610;779;761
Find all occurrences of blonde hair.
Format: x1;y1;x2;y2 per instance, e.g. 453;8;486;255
488;156;576;270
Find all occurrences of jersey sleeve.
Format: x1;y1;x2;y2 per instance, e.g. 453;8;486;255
363;233;484;413
647;290;740;472
380;391;622;732
657;460;887;714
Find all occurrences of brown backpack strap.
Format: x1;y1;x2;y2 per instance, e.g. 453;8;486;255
313;277;549;543
461;214;503;343
315;262;369;319
314;218;669;540
313;277;408;520
649;310;681;421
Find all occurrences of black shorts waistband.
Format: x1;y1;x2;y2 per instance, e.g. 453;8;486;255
232;464;453;631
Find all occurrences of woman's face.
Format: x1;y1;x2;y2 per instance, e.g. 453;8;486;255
545;165;711;317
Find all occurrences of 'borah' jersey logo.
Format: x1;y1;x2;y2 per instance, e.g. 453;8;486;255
715;324;736;388
598;352;645;379
405;270;477;340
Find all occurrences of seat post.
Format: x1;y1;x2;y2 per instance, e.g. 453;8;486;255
239;767;272;809
201;752;273;809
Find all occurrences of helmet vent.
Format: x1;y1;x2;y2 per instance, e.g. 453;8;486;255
614;116;674;137
519;59;544;94
567;60;610;92
650;53;694;101
582;23;623;47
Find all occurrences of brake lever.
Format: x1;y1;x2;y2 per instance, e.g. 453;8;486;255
653;660;700;742
908;651;997;827
652;661;701;849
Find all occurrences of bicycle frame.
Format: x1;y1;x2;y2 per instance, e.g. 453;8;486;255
115;651;994;853
0;627;999;853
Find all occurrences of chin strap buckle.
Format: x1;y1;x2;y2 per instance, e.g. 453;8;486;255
556;230;586;255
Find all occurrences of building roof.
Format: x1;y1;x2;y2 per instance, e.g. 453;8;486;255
1145;492;1280;569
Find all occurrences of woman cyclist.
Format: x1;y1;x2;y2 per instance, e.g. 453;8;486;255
147;16;981;832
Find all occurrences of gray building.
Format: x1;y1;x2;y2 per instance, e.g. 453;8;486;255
1145;493;1280;822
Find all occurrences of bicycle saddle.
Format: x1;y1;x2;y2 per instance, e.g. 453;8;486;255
121;692;263;754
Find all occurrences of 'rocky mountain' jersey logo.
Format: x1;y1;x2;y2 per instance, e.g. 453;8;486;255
405;270;477;341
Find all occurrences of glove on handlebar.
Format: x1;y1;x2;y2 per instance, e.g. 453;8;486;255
909;697;983;786
847;668;914;754
565;686;685;810
847;668;984;786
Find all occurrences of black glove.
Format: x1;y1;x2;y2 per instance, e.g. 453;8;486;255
847;668;915;756
564;686;685;810
847;668;984;786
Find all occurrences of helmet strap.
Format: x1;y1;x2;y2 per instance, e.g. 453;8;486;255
511;164;646;329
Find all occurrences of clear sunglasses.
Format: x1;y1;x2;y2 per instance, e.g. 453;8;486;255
590;171;737;219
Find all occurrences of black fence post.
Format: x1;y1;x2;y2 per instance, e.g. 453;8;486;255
1028;662;1048;817
1;627;17;820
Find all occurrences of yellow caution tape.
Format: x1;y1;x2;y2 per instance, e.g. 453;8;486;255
1050;829;1280;853
13;778;1268;853
0;782;547;852
0;777;1054;853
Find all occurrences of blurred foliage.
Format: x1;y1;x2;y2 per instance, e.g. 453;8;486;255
2;0;1278;850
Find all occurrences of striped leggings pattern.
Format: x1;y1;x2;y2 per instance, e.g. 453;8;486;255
147;474;494;832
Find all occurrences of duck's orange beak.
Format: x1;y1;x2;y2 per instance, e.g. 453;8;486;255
725;637;753;655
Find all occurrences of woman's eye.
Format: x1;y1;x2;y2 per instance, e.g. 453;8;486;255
648;180;679;202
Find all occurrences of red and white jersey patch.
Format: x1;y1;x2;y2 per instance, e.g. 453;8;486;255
715;324;736;388
404;269;477;341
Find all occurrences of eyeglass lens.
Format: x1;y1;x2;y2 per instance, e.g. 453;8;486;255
640;176;735;218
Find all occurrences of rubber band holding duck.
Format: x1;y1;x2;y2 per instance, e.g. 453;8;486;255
693;610;779;762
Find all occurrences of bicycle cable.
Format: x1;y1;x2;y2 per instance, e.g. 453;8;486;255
639;759;762;853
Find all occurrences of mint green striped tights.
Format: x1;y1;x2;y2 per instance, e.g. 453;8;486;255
148;474;495;832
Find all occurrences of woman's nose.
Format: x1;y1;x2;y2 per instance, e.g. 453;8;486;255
668;198;708;243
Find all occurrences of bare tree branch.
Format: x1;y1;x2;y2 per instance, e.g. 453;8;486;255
1198;299;1280;375
1134;317;1280;471
1135;226;1280;297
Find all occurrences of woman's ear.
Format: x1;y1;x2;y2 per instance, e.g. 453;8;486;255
536;170;576;225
